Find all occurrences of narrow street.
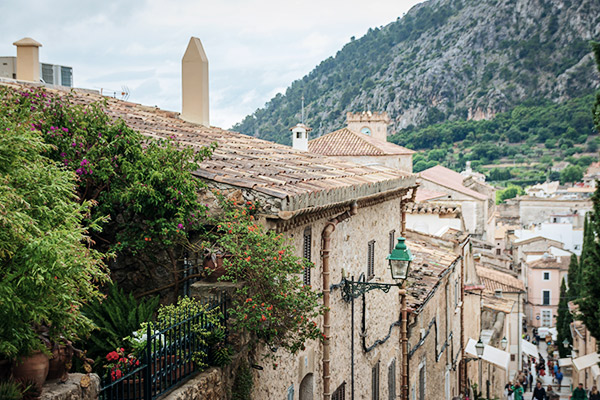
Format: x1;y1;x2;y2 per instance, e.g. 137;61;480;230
533;341;573;399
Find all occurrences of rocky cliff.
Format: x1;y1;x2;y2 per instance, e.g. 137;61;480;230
233;0;600;145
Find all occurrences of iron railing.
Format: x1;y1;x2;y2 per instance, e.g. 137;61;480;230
99;293;227;400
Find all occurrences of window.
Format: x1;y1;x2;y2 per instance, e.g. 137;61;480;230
543;271;550;281
454;280;459;307
296;132;302;139
332;382;346;400
542;290;551;305
372;361;380;400
60;66;72;87
303;227;312;286
367;240;375;280
41;63;54;84
388;359;396;400
287;385;294;400
542;310;552;327
389;230;396;254
496;248;501;255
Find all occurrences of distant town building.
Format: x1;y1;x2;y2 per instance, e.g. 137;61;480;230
525;254;569;328
418;165;496;241
308;112;414;172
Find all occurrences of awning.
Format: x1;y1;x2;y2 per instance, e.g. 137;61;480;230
466;338;510;370
592;364;600;380
521;340;538;358
558;358;572;367
573;353;600;372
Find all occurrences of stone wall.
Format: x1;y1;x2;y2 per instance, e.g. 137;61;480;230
162;368;225;400
251;197;406;399
41;373;99;400
407;260;462;400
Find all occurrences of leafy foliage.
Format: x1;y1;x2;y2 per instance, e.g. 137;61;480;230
80;283;159;366
231;361;253;400
496;185;524;204
0;88;109;358
195;193;323;357
556;278;572;358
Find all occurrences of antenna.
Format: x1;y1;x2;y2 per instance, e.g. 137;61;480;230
301;95;305;124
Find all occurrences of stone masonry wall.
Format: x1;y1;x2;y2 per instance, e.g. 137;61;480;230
252;197;405;399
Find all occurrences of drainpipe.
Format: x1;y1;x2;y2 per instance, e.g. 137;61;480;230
321;201;358;400
400;283;409;400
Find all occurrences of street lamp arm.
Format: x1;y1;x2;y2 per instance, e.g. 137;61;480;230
341;278;401;302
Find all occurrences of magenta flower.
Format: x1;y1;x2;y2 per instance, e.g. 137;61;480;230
177;223;183;229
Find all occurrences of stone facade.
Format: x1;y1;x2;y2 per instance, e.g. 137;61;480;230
162;368;225;400
252;196;406;399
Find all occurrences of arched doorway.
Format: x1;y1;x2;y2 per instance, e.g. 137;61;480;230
299;373;314;400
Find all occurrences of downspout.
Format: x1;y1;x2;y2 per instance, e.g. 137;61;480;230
321;201;358;400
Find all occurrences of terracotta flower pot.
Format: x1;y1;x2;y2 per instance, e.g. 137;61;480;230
12;351;49;388
203;252;231;282
47;345;73;381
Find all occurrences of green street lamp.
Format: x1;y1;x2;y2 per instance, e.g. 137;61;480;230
341;236;413;301
475;338;485;358
501;336;508;350
562;338;570;348
387;237;414;281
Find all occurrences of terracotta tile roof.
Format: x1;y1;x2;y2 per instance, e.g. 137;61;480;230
527;255;570;270
405;236;461;312
414;188;447;202
308;127;414;156
482;294;516;314
513;236;564;248
419;165;487;201
476;264;525;293
404;202;461;216
2;81;417;212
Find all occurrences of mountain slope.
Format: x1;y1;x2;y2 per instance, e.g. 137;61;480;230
232;0;600;145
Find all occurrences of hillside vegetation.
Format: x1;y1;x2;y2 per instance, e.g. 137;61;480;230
233;0;600;149
392;94;599;185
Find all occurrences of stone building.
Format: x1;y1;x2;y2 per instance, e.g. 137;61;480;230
476;264;525;379
307;112;414;173
418;166;496;241
1;36;490;400
567;303;600;390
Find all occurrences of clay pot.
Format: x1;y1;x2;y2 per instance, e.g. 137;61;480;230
47;345;73;381
203;252;231;282
12;351;49;388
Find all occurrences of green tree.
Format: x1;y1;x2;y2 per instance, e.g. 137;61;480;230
559;165;584;184
577;190;600;344
577;43;600;345
496;185;524;204
556;278;572;358
0;110;109;358
567;253;581;299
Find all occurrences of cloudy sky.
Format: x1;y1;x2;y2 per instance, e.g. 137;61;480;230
0;0;425;128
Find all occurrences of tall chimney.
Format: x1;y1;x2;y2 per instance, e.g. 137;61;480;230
181;37;209;126
13;37;42;82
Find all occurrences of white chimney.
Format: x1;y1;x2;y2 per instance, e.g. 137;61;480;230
290;123;311;151
13;37;42;82
181;37;209;127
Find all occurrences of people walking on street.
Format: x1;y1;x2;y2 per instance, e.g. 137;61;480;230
522;371;529;392
528;370;533;391
505;381;514;400
556;368;564;388
532;382;546;400
589;386;600;400
547;385;559;400
571;383;588;400
511;382;524;400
